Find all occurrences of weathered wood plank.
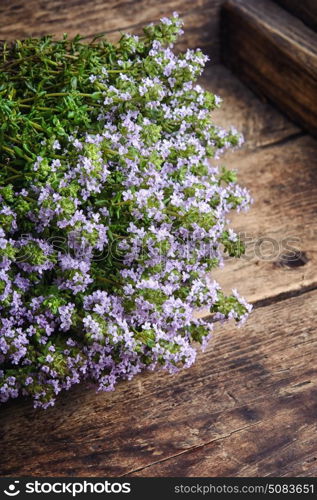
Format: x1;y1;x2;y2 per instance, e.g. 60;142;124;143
128;291;317;477
211;133;317;305
274;0;317;32
202;65;300;148
0;0;224;59
221;0;317;137
1;289;317;477
200;66;317;307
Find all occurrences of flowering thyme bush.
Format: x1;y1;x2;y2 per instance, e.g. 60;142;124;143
0;14;252;408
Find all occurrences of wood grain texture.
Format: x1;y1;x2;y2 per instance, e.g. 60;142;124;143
1;290;317;477
211;133;317;305
274;0;317;32
203;65;300;148
203;66;317;308
221;0;317;137
0;0;224;60
1;65;317;477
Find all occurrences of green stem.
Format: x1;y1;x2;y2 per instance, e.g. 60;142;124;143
29;121;45;131
111;233;127;239
44;58;60;67
164;209;183;217
25;195;36;203
1;50;53;69
104;147;118;156
37;106;59;111
4;174;22;182
97;276;122;286
113;200;132;206
63;54;78;60
1;145;15;155
4;134;22;144
1;164;20;174
18;103;59;111
19;91;102;103
1;145;33;162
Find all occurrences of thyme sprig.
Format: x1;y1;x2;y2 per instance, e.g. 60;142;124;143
0;14;252;408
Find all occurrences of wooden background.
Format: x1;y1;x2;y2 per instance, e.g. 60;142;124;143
1;0;317;478
0;0;226;61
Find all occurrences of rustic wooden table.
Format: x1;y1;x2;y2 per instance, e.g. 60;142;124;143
1;0;317;478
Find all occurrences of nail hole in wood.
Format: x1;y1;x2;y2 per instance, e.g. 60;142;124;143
277;251;308;268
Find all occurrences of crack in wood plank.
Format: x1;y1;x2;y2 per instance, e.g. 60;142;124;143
255;131;307;150
252;282;317;309
120;421;261;476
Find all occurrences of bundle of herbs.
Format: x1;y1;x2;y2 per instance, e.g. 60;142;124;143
0;14;251;408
